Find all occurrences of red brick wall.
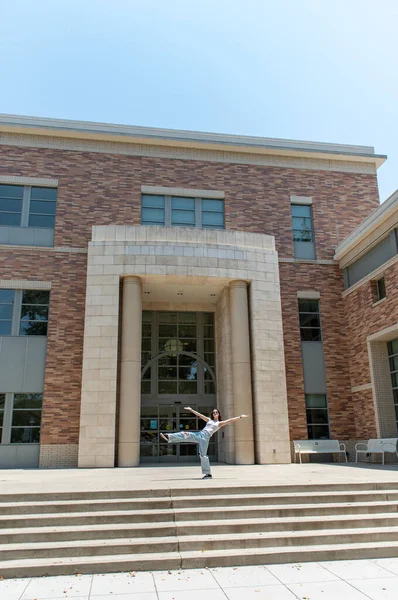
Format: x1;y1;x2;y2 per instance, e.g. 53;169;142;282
343;260;398;438
279;263;356;441
0;143;381;445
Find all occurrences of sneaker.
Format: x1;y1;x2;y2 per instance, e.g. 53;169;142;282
202;474;212;479
160;433;168;442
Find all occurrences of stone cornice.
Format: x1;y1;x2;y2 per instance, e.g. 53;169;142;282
0;114;385;174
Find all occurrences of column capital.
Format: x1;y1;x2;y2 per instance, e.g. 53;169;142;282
123;275;142;286
230;280;247;290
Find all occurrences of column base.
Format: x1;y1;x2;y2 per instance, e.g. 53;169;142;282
118;442;140;467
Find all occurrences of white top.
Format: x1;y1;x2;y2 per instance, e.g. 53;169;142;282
203;419;221;437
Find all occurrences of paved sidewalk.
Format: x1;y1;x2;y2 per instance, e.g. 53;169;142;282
2;559;398;600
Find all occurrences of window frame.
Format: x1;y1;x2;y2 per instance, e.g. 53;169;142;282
0;392;43;445
305;393;330;439
0;184;57;229
376;277;387;302
0;289;50;337
141;194;225;229
298;298;322;342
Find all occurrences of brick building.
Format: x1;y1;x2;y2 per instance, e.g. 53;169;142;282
0;114;393;469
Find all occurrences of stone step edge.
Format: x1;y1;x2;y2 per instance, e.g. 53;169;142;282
2;525;398;553
2;540;398;577
1;481;398;502
1;511;398;536
2;489;398;509
0;499;398;522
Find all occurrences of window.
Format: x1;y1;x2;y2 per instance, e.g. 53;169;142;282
376;277;386;301
10;393;42;443
141;195;224;229
0;184;57;229
298;299;322;341
291;204;315;259
0;394;4;442
19;290;50;336
0;290;15;335
0;289;50;336
387;339;398;429
306;394;329;439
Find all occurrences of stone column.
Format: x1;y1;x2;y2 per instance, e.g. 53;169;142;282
229;280;255;464
118;276;142;466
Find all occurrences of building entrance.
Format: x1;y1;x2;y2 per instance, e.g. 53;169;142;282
140;311;217;463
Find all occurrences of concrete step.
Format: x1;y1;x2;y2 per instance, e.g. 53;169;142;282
1;512;398;544
2;540;398;578
1;499;398;529
2;526;398;560
1;489;398;515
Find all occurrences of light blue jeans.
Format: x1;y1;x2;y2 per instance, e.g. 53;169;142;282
167;431;211;475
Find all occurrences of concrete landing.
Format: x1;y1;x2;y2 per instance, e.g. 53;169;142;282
1;463;398;495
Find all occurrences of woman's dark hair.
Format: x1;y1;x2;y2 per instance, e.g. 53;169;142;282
210;408;222;421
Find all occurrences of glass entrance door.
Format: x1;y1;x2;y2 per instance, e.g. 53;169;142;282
140;404;217;463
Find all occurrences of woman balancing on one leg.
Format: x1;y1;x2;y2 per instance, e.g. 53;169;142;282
160;407;248;479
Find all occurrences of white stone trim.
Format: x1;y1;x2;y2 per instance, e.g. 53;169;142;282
0;244;87;253
367;322;398;343
279;257;336;265
0;175;58;187
141;185;225;199
0;279;51;289
297;290;320;299
341;254;398;297
0;132;379;175
351;383;373;393
54;246;88;254
290;195;312;205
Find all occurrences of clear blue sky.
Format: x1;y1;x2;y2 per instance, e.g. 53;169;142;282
1;0;397;201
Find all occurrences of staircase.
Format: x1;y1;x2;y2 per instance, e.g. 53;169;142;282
1;481;398;577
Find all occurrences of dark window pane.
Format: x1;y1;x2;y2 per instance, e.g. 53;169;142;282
29;200;57;215
306;409;329;424
142;195;165;208
142;310;152;323
178;325;196;338
388;339;398;356
300;328;321;341
158;354;177;366
141;207;165;223
205;381;216;394
13;393;42;409
305;394;327;408
179;444;198;456
0;185;24;198
158;324;177;338
0;213;22;226
28;214;55;228
141;366;151;380
0;321;12;335
22;291;49;305
377;278;386;300
178;381;197;394
20;306;49;321
31;187;57;200
298;299;319;313
204;353;215;367
171;197;195;210
159;312;177;323
141;337;151;352
181;339;196;352
178;354;197;367
291;204;311;217
158;381;178;394
12;410;42;427
158;338;183;353
203;325;214;338
10;427;40;443
202;199;224;212
171;209;195;225
299;313;320;328
0;394;5;409
141;381;151;394
0;290;14;303
293;229;313;242
391;372;398;388
203;313;214;325
0;198;23;213
204;339;215;352
179;366;197;381
389;356;398;373
0;304;13;319
202;212;224;227
179;312;196;323
395;404;398;421
158;367;177;380
19;321;48;336
141;323;151;337
307;425;329;440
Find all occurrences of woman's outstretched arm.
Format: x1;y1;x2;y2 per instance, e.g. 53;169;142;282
219;415;248;428
184;406;209;422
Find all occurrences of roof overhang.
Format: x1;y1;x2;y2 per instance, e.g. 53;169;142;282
0;114;387;168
